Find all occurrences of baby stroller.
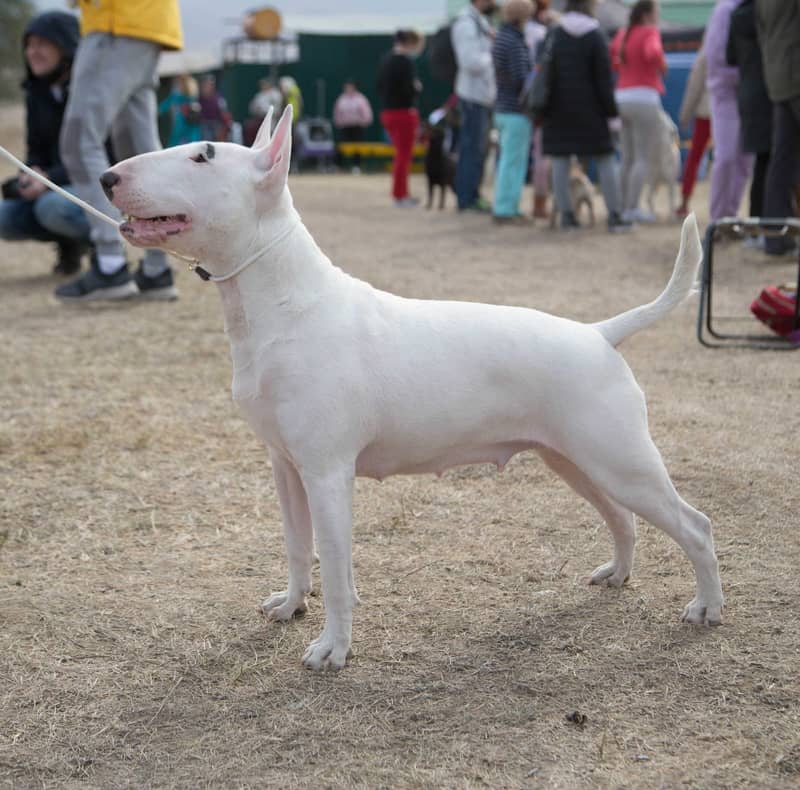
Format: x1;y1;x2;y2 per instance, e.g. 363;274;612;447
293;117;336;172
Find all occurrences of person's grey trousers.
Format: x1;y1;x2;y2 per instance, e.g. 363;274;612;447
59;33;167;271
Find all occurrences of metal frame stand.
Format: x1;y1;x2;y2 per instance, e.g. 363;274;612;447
697;217;800;349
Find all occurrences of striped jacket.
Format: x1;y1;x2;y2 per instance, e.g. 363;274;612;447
492;24;531;114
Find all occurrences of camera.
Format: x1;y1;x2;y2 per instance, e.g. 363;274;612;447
1;176;22;200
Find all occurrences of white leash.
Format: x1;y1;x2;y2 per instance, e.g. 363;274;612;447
0;143;297;282
0;143;121;230
193;221;300;283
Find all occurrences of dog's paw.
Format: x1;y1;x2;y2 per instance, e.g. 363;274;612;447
588;561;630;588
302;630;351;672
680;598;724;626
260;591;307;622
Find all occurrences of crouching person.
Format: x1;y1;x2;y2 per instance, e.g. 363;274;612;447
0;12;90;275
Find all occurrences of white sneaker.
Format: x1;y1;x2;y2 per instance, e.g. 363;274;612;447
629;208;658;224
742;234;766;250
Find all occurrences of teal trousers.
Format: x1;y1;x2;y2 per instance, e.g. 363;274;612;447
493;112;532;217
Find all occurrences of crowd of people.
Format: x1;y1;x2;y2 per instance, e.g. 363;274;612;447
371;0;798;248
2;0;799;305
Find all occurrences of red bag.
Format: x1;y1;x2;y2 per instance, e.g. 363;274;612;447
750;284;800;343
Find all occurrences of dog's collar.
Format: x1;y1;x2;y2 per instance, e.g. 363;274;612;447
189;221;301;283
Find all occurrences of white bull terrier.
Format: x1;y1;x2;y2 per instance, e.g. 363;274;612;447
102;106;723;671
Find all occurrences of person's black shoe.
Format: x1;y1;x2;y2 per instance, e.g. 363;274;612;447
53;240;89;276
764;237;797;257
608;211;634;234
55;256;137;302
560;211;580;230
133;263;179;301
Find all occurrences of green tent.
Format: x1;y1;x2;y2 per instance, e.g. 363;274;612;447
222;32;452;142
447;0;715;28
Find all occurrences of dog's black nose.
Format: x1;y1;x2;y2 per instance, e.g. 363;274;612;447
100;171;120;200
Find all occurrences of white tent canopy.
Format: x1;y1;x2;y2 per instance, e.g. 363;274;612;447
158;50;222;78
281;13;447;34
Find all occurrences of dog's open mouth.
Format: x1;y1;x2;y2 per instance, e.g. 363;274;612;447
119;214;192;245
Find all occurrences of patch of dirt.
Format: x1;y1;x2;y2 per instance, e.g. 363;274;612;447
1;106;798;788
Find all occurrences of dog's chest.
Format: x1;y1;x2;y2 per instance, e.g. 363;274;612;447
233;387;286;451
218;281;290;448
219;280;249;342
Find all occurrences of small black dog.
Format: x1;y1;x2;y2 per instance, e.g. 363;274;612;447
424;123;456;210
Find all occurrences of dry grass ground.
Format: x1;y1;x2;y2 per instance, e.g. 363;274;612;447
1;102;799;788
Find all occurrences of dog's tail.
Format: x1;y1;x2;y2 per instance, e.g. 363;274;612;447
592;213;702;348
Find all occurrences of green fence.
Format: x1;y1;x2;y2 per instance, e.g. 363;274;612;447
659;1;715;27
221;33;452;142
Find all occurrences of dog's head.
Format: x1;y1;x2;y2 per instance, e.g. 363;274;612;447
101;105;294;263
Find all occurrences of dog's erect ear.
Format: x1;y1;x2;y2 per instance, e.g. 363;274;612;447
251;107;274;149
254;104;293;187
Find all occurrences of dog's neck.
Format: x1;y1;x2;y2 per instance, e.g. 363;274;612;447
213;188;340;348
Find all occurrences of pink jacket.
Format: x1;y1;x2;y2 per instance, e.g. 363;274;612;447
610;24;667;94
333;91;373;128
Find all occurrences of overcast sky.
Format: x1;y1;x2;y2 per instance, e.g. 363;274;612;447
34;1;453;50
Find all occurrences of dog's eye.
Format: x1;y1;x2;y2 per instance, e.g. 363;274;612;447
190;143;215;164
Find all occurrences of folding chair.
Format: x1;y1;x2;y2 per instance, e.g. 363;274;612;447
697;217;800;349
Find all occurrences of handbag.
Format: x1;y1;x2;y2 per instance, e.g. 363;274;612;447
520;27;558;120
750;284;800;343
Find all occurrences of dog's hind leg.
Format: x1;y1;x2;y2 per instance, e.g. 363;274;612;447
583;197;595;228
261;449;314;621
439;184;446;210
300;465;358;670
426;181;434;210
646;185;657;217
537;446;635;587
666;178;676;218
561;424;723;626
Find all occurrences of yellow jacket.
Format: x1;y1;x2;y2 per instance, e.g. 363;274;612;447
77;0;183;51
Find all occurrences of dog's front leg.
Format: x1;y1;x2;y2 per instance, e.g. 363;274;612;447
261;449;314;621
299;465;358;671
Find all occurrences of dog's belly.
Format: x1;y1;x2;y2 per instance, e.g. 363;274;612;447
356;439;539;480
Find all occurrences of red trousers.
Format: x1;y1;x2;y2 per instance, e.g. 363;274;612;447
380;108;419;200
681;116;711;200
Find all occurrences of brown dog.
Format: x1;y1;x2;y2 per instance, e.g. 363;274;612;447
550;159;595;228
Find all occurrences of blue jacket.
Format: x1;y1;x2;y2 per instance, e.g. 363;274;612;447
492;24;531;114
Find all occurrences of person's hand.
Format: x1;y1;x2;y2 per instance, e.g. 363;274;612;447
17;167;47;200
